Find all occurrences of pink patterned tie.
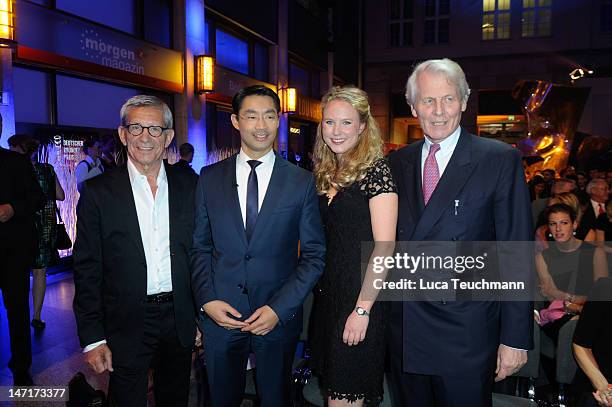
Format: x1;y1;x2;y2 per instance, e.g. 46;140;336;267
422;143;441;205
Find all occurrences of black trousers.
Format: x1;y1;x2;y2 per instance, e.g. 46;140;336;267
0;248;32;377
108;301;192;407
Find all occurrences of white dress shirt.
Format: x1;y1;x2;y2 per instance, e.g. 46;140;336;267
127;159;173;295
591;199;605;217
83;159;172;353
236;148;276;227
420;126;461;183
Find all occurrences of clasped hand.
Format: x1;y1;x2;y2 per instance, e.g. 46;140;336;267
203;300;279;336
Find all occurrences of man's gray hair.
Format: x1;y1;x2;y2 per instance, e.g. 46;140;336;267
586;178;607;195
405;58;471;106
120;95;173;128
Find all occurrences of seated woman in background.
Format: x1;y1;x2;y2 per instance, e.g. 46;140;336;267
573;277;612;407
535;192;596;251
535;204;607;334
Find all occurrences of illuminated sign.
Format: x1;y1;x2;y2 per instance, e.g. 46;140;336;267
290;127;301;134
16;1;183;92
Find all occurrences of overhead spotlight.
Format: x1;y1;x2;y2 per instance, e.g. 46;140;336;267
569;67;594;81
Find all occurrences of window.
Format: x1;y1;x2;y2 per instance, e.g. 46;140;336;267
601;0;612;32
482;0;511;40
14;67;52;125
56;0;136;35
289;62;321;99
522;0;552;38
56;75;140;128
389;0;414;47
143;0;172;48
215;29;249;75
208;22;270;82
254;43;269;82
424;0;450;44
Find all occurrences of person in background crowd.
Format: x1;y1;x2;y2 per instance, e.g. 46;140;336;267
606;170;612;190
534;192;596;251
541;168;556;196
191;85;325;407
582;179;609;236
577;171;589;191
596;199;612;275
309;85;397;406
73;95;197;406
560;166;576;179
172;142;198;179
573;277;612;407
75;139;104;193
388;58;533;407
535;203;607;335
8;135;65;330
0;115;44;385
532;178;577;227
100;135;118;172
529;174;547;201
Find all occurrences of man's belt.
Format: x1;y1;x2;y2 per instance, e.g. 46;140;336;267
145;292;174;304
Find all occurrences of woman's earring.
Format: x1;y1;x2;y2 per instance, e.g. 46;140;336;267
547;232;552;238
573;230;576;236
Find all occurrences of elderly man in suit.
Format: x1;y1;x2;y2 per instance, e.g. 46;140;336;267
191;85;325;407
387;59;533;407
0;114;43;385
73;95;197;406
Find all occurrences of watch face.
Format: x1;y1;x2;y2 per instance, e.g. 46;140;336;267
356;307;366;315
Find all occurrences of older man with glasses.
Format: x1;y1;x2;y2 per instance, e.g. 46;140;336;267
73;95;197;407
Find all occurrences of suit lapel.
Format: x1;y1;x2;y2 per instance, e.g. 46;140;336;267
165;161;179;255
412;129;476;240
224;155;248;247
115;165;146;261
249;153;288;245
402;141;425;220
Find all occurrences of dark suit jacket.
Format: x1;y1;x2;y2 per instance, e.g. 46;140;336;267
191;153;325;338
73;162;197;364
580;202;599;236
389;128;533;377
0;148;43;261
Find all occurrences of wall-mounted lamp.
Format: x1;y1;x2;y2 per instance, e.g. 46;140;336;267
279;87;297;114
195;55;214;94
0;0;15;45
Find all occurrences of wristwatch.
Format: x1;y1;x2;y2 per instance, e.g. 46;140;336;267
355;306;370;316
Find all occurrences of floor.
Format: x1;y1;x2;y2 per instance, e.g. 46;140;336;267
0;272;265;407
0;273;110;406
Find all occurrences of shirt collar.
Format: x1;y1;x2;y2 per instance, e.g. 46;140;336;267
237;148;276;169
127;158;167;186
423;126;461;154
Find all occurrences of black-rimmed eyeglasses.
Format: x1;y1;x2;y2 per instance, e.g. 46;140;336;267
122;123;172;138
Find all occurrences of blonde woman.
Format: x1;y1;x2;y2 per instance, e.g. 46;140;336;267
309;86;398;406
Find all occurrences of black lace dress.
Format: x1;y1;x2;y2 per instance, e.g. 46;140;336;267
310;158;396;403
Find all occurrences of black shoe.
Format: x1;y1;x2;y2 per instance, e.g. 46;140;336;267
31;319;46;330
13;372;34;386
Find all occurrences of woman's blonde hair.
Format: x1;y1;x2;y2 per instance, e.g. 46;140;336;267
313;86;383;194
548;192;582;221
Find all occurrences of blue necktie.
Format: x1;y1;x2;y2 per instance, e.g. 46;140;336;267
246;160;262;241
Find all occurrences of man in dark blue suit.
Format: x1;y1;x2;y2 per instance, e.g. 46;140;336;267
191;85;325;407
387;59;533;407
